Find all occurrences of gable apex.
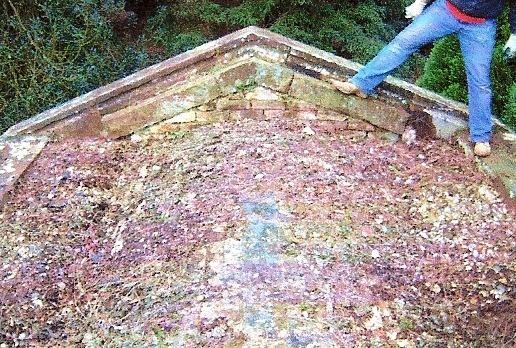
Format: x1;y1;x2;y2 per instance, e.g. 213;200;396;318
2;26;468;141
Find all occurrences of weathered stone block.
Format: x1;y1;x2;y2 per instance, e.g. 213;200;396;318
197;102;217;112
316;109;348;122
97;68;197;116
245;87;281;101
196;111;226;123
0;136;48;210
102;77;222;138
289;74;409;134
250;100;286;110
228;109;264;121
216;99;252;111
340;97;410;135
170;111;197;123
289;73;342;109
38;108;103;139
286;99;319;112
423;109;467;140
146;111;198;134
217;62;259;95
215;59;293;95
101;103;160;139
254;61;294;93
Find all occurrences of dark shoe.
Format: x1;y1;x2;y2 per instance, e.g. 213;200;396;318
331;79;367;98
474;142;491;157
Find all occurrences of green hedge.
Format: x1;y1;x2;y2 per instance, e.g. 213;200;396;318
141;0;399;62
0;0;150;133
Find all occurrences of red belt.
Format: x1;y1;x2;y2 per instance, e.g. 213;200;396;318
446;0;487;24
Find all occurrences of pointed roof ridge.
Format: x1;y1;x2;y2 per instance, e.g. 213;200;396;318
2;26;468;140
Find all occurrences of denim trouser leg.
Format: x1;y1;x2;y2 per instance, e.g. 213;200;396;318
351;0;457;95
350;0;495;142
459;20;496;143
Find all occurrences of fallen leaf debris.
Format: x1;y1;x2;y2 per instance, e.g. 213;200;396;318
1;117;515;347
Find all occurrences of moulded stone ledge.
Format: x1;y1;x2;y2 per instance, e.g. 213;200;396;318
100;76;222;138
2;25;516;211
216;99;253;111
37;108;103;139
98;58;295;138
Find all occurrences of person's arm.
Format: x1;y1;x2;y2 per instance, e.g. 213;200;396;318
405;0;429;19
503;3;516;59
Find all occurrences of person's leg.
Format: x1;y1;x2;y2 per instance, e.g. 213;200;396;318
458;20;497;145
351;0;459;95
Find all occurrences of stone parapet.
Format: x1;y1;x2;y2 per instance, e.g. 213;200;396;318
1;26;471;141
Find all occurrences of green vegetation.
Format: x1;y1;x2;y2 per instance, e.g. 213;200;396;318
1;0;515;134
0;0;151;133
399;316;415;331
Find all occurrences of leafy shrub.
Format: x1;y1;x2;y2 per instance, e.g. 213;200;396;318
417;36;468;103
144;0;403;63
502;82;516;127
0;0;150;133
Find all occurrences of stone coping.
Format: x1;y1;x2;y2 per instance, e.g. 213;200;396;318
1;26;469;140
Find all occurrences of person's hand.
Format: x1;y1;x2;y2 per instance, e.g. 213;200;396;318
405;0;427;19
503;34;516;59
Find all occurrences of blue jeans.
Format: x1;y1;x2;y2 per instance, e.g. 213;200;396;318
351;0;496;143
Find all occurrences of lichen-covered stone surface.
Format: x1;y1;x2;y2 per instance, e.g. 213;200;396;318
0;136;48;208
1;118;515;347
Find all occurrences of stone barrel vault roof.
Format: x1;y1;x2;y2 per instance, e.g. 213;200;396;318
1;26;516;207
